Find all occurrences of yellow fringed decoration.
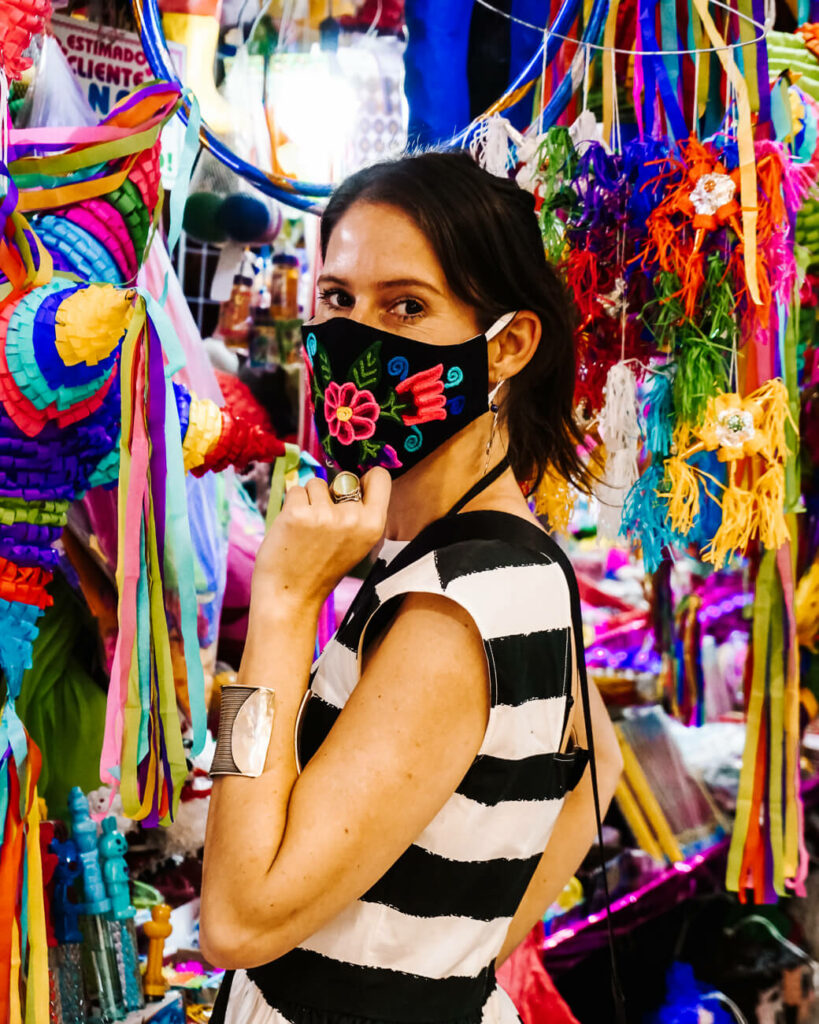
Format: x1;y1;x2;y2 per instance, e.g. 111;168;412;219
664;454;701;534
796;558;819;651
55;284;135;366
752;378;795;463
182;396;222;472
755;462;790;550
702;479;757;567
533;469;577;534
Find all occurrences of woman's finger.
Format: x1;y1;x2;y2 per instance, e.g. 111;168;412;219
360;468;392;511
284;485;309;509
306;476;333;507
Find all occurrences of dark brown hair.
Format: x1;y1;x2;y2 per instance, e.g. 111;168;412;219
320;150;589;491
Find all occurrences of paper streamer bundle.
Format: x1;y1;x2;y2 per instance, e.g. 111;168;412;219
0;79;289;1017
518;37;819;897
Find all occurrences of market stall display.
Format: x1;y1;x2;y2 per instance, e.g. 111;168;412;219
6;0;819;1021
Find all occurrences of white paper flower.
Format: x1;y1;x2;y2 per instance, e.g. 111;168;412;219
715;407;755;448
689;172;736;217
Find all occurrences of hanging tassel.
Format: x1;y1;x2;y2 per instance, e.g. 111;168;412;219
621;462;681;572
532;469;577;534
752;378;795;463
702;477;757;568
643;368;676;457
469;115;513;178
663;454;701;535
755;462;790;550
596;362;641;539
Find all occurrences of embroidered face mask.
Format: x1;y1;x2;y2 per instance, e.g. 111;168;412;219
302;314;514;477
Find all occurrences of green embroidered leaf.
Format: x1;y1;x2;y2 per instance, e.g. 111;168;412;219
379;389;409;424
314;342;333;389
348;342;382;391
359;439;382;461
322;435;334;458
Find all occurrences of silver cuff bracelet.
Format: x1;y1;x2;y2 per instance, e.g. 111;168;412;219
209;685;276;778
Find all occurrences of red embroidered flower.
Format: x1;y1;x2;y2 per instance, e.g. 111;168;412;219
324;381;380;445
396;365;447;426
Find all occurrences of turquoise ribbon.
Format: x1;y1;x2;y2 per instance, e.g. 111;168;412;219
161;90;201;306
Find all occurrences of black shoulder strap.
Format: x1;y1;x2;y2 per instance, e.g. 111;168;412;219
446;456;511;516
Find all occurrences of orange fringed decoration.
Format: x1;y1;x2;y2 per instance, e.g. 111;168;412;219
640;140;787;330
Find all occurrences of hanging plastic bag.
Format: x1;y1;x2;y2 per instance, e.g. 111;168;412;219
17;33;95;133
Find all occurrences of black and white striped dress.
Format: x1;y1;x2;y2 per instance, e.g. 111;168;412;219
213;509;588;1024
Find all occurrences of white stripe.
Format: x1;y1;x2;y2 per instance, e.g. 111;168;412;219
444;562;572;639
479;698;567;760
309;641;358;709
414;791;564;862
374;550;444;607
224;970;295;1024
482;984;523;1024
299;900;512;979
375;555;571;641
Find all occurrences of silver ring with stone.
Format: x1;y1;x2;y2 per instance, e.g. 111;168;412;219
330;471;362;503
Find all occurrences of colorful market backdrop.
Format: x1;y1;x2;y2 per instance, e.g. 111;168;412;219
7;0;819;1020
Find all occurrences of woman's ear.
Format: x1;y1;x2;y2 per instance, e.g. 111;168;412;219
488;310;541;387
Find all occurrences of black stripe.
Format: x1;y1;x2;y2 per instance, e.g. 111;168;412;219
488;629;572;705
360;844;541;920
433;538;548;590
457;751;589;805
298;695;340;768
247;950;496;1024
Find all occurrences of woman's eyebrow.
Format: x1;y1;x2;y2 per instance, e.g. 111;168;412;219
317;274;445;296
376;277;444;295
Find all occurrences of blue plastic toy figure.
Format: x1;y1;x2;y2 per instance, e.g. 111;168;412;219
68;788;124;1022
51;837;87;1024
99;817;144;1012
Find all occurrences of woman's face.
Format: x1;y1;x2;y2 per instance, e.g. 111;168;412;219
314;201;483;345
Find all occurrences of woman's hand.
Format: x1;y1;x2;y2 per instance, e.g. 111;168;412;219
250;468;392;612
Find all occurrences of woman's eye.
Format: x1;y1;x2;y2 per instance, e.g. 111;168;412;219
392;298;425;320
318;289;353;310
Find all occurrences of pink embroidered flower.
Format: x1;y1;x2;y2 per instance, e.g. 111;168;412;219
395;365;447;426
324;381;380;445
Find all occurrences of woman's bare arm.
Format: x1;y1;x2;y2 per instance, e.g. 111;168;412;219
494;682;622;966
200;589;490;969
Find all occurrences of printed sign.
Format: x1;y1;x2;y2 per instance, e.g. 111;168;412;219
51;14;187;187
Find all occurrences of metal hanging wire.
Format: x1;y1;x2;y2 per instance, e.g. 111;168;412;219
473;0;774;57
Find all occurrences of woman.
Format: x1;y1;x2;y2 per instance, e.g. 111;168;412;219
202;151;623;1024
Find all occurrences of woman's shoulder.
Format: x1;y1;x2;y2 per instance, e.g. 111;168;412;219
374;512;574;640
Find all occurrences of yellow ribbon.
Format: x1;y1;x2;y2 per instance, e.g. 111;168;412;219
727;547;774;891
691;0;761;305
602;0;620;144
24;781;47;1024
14;155;139;214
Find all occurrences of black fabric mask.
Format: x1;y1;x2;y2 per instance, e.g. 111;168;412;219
302;315;512;478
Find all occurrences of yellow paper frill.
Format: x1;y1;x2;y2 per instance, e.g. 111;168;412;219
182;396;222;473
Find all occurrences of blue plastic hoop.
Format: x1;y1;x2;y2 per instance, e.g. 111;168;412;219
132;0;606;212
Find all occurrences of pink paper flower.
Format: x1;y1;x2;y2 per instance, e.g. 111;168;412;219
324;382;380;445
